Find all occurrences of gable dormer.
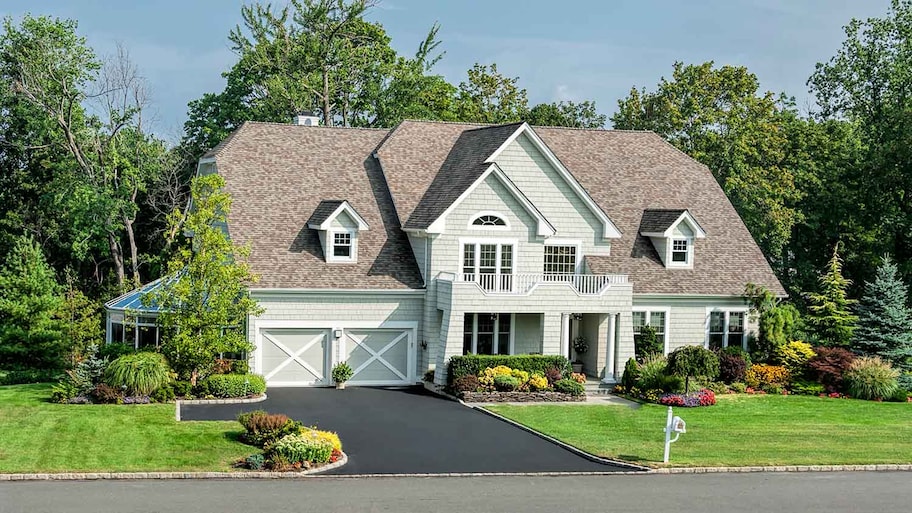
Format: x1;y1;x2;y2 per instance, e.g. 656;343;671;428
307;200;369;263
639;209;706;269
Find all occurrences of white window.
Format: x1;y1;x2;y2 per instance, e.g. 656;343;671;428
108;313;161;349
330;231;354;261
463;313;512;355
707;310;746;350
544;246;577;275
460;240;515;292
632;308;669;355
672;239;688;263
472;215;506;227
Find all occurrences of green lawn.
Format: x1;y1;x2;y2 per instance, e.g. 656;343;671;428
487;394;912;467
0;384;252;473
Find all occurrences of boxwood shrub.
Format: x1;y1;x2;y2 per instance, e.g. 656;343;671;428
447;355;571;385
553;378;584;396
202;374;266;398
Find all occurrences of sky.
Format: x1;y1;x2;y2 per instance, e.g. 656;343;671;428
0;0;895;141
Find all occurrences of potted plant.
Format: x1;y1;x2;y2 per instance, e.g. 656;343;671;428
572;335;588;373
331;362;353;389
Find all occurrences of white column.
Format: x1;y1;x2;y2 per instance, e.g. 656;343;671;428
559;313;569;359
603;313;617;383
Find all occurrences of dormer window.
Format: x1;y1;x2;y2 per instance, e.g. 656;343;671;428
473;215;505;227
639;209;706;269
306;200;369;264
333;232;353;258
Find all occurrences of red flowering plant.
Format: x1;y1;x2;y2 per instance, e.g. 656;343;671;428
658;388;715;407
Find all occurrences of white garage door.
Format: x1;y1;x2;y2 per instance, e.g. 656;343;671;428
260;328;330;386
255;322;415;387
342;328;412;386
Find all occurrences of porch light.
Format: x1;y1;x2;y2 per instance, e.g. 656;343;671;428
571;313;583;321
490;313;499;320
333;329;343;339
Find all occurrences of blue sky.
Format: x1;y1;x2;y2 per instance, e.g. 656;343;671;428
0;0;893;140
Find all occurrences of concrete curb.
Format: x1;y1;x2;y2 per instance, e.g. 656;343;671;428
0;452;348;481
467;402;650;472
176;394;268;421
652;464;912;474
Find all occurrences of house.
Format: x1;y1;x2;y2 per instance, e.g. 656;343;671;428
105;117;784;387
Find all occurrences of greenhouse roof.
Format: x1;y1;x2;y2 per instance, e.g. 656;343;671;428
104;276;178;313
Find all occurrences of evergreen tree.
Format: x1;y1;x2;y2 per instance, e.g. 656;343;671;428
853;255;912;371
805;243;857;346
0;235;64;368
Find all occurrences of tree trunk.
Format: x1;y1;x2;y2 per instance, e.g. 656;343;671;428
123;214;140;286
108;231;126;289
322;69;331;126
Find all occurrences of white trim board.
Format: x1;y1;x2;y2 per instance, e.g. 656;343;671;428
307;200;370;231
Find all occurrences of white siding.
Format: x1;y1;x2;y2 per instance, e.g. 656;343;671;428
513;314;543;354
632;296;757;354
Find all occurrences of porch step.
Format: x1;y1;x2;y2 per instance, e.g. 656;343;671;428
584;381;617;396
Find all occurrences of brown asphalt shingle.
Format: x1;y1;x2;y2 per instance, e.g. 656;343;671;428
639;209;689;234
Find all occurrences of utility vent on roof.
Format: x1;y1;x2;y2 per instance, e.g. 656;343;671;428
294;111;320;126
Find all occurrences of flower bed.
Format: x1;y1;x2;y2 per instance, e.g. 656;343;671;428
236;410;344;472
462;390;586;402
658;389;716;407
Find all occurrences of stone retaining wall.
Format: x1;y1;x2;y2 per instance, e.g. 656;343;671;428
461;391;586;403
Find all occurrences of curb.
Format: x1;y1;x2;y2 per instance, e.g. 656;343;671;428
0;452;348;481
176;394;268;421
652;464;912;474
466;402;650;472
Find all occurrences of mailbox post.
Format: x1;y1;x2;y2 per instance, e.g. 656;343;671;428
663;406;686;463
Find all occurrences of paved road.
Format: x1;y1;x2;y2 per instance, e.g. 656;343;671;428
2;472;910;513
180;386;631;474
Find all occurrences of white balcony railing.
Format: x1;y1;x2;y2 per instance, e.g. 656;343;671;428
455;272;627;295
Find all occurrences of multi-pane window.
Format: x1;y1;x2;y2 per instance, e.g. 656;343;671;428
462;244;476;277
672;239;688;263
462;313;512;355
472;215;506;226
544;246;576;275
632;309;667;355
333;232;352;257
462;242;514;292
708;310;746;350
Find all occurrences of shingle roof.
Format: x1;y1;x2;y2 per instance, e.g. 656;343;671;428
210;122;422;290
403;123;523;230
306;200;345;227
212;120;785;296
639;209;688;234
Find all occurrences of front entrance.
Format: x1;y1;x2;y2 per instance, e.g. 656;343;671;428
255;322;417;387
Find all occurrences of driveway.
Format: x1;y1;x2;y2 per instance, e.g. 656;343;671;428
180;386;636;474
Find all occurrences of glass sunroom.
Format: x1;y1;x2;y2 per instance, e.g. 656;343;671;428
104;277;174;349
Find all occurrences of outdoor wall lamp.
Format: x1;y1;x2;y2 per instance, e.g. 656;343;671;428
333;329;342;339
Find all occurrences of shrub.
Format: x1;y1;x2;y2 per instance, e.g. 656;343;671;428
423;369;435;383
807;346;855;392
729;382;747;393
704;381;730;395
570;372;586;384
447;355;571;385
1;368;63;385
744;364;790;390
91;383;123;404
528;373;548;391
543;366;564;384
899;373;912;393
266;432;333;466
245;453;265;470
331;362;353;384
104;352;171;396
887;387;910;402
203;374;266;398
635;324;663;360
172;380;193;398
717;352;747;384
478;365;514;389
790;380;826;396
50;380;80;403
151;383;176;403
553;378;584;396
844;356;900;401
721;345;752;366
230;359;249;375
667;345;720;391
620;358;640;389
775;341;816;378
310;429;342;452
636;355;669;390
493;374;521;391
510;368;530;384
99;343;134;361
238;410;300;448
453;374;480;393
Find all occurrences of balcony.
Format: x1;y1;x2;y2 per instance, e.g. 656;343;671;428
440;272;628;296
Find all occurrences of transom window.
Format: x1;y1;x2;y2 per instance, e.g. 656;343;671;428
708;310;746;350
333;232;352;258
472;215;506;227
544;246;577;275
463;313;512;355
632;309;667;356
672;239;688;263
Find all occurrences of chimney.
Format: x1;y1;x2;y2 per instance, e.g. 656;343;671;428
294;111;320;126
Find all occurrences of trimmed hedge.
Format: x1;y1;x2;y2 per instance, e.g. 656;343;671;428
202;374;266;398
447;355;571;385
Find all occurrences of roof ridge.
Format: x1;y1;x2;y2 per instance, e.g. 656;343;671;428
243;120;390;131
202;123;250;159
398;118;658;134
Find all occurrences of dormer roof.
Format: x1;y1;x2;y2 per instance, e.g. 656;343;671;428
639;209;706;238
306;200;369;231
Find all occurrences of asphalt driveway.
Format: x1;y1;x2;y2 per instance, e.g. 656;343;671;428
180;386;636;474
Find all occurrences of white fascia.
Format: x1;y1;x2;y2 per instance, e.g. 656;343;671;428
485;122;622;240
425;163;556;238
307;200;370;231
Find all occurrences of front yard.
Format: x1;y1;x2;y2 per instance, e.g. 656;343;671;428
0;384;250;473
487;394;912;467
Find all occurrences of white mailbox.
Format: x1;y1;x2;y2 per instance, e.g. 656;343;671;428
663;407;686;463
671;416;686;433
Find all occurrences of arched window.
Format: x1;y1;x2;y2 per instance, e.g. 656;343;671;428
472;215;506;227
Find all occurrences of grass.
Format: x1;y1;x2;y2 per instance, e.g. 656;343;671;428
0;384;252;473
487;394;912;467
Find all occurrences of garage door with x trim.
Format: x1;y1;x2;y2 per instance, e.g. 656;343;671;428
260;328;330;386
342;328;412;385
